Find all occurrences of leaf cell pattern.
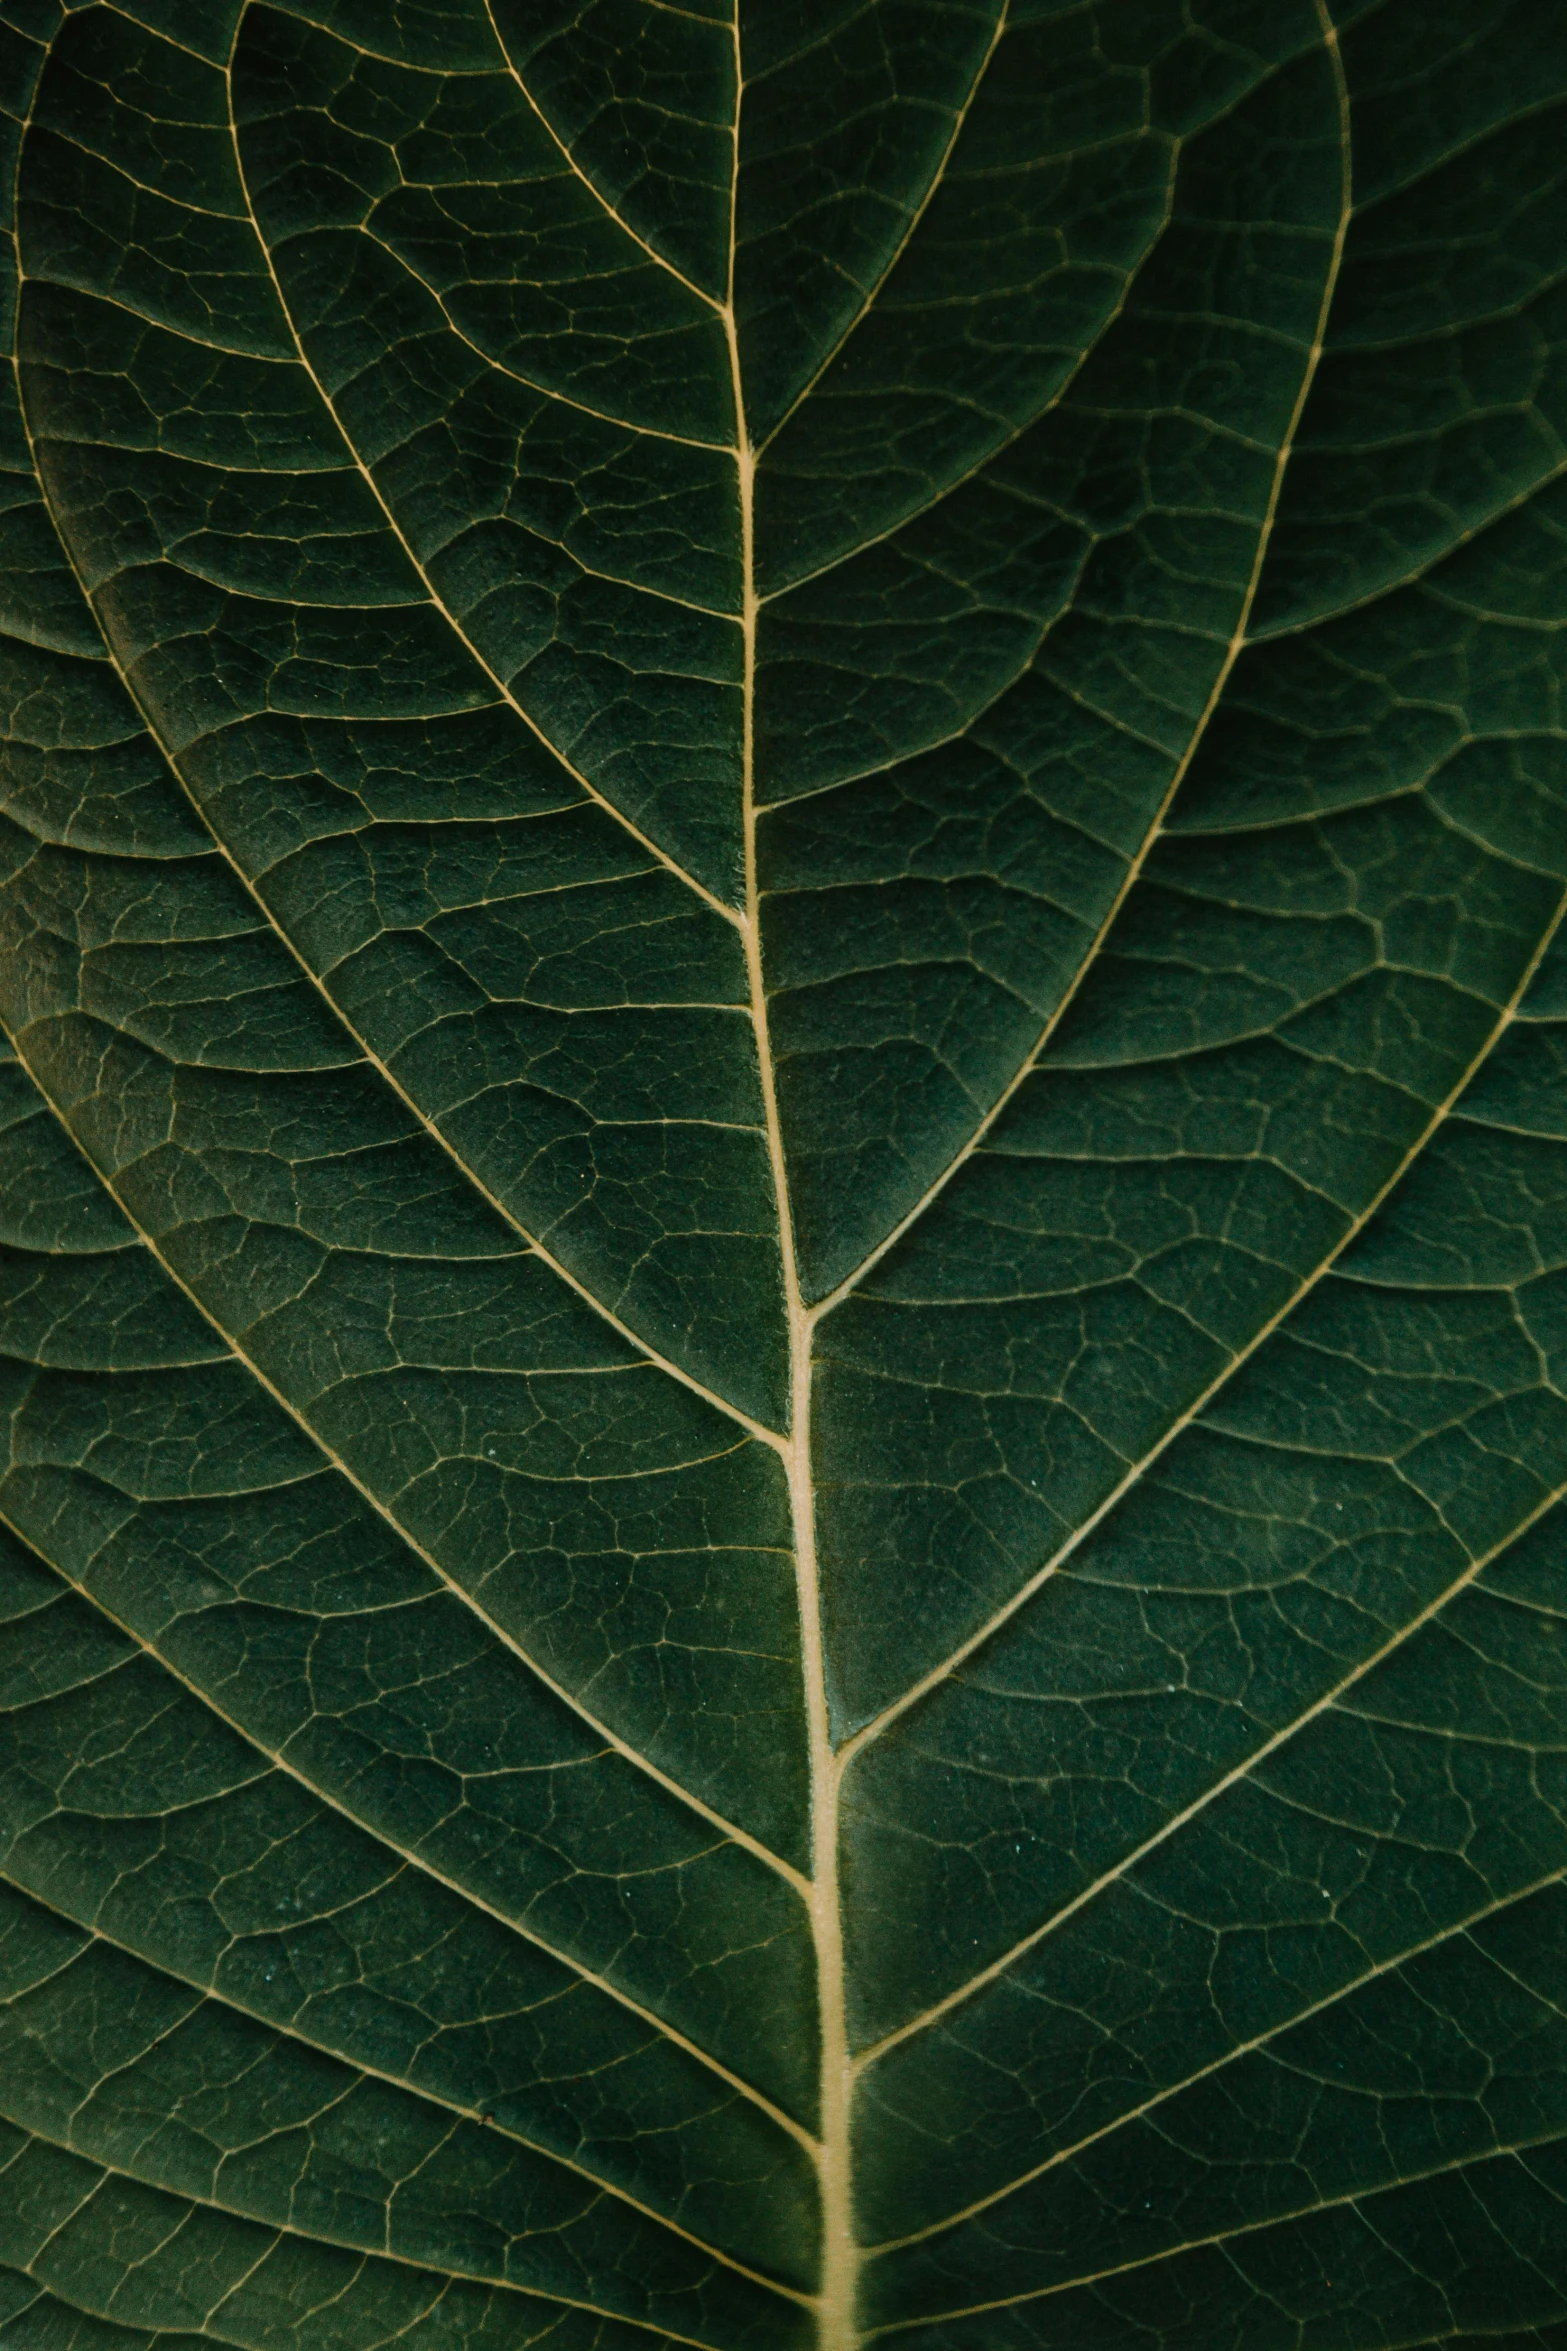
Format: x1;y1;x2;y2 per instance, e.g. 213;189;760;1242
3;1;1567;2346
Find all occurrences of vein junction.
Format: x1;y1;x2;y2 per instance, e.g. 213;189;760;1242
6;3;1567;2349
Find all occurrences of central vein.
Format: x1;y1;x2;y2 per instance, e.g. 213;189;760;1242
721;23;857;2345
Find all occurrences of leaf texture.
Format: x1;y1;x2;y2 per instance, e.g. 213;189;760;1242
4;1;1567;2346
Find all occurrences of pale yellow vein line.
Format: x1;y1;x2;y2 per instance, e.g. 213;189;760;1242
9;29;809;1923
865;1858;1567;2254
6;2173;102;2273
100;0;218;68
806;6;1352;1330
217;61;740;930
752;192;1173;612
835;888;1559;1782
1;2118;742;2351
0;1489;817;2154
752;0;1010;460
12;51;772;1461
1248;444;1567;645
853;1371;1567;2078
830;7;1372;1787
11;266;780;1453
860;2123;1567;2339
179;875;771;1435
719;6;857;2337
203;2233;309;2341
357;218;730;454
0;1004;810;1901
478;0;725;314
0;1868;813;2305
836;21;1567;2066
6;595;780;1458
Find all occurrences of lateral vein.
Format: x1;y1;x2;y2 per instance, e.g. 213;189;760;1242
0;1004;812;1902
0;1864;815;2302
0;1488;819;2153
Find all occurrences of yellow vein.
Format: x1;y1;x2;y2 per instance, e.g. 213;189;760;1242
866;1856;1567;2253
0;1869;812;2304
2;2119;744;2351
860;2122;1567;2338
10;59;785;1471
840;856;1567;1795
834;38;1567;2080
10;296;781;1458
0;1488;817;2154
7;573;784;1460
717;11;856;2343
356;219;731;454
806;0;1354;1330
752;189;1173;613
20;2244;311;2351
1249;443;1567;645
753;1;1010;460
100;0;219;69
0;1006;810;1903
8;2173;102;2274
217;63;739;931
208;2231;339;2342
479;0;726;315
853;1354;1567;2077
829;5;1415;1783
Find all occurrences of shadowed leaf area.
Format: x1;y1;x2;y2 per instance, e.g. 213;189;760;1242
3;0;1567;2345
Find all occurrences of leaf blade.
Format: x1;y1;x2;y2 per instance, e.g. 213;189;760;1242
9;0;1567;2344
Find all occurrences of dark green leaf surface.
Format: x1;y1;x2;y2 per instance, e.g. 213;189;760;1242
3;0;1567;2344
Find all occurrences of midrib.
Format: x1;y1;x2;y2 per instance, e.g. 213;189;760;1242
725;15;1356;2337
721;29;858;2345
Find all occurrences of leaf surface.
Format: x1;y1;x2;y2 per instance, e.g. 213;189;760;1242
4;2;1567;2346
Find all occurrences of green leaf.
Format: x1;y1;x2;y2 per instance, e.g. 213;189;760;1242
4;1;1567;2346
